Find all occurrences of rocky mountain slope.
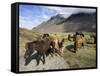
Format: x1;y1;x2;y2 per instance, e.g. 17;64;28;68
32;13;96;33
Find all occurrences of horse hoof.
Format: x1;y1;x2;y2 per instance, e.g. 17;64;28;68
43;63;45;65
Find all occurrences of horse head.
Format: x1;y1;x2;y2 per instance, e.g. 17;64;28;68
24;42;34;59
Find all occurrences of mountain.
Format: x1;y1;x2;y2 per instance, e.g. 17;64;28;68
32;13;96;33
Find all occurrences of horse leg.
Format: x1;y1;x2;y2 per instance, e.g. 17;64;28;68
60;46;65;55
53;48;58;56
49;48;53;57
74;42;77;51
82;42;85;49
55;49;62;57
42;53;45;64
48;48;54;57
36;54;41;66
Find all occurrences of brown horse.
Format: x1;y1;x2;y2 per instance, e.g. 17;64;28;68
74;32;85;51
24;37;52;65
42;33;62;56
42;33;65;56
58;38;65;56
24;33;65;65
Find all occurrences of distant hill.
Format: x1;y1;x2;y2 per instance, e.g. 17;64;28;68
19;28;42;57
19;28;41;41
32;13;96;33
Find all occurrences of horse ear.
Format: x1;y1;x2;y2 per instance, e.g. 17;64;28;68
62;38;65;42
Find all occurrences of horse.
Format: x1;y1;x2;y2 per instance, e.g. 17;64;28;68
74;32;85;51
58;38;65;56
24;37;52;65
41;33;62;56
42;33;65;56
24;33;65;65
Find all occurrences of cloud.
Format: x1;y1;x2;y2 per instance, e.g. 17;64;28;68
45;6;96;14
41;6;96;19
44;6;96;17
76;8;96;13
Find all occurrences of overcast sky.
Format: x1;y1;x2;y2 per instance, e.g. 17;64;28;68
19;4;96;29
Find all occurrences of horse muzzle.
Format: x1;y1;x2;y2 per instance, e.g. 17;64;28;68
24;55;29;59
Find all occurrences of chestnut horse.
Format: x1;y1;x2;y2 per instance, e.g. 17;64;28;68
74;32;85;51
42;33;64;56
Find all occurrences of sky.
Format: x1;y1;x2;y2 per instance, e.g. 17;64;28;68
19;4;96;29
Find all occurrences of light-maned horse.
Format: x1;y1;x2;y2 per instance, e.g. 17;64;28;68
74;32;85;51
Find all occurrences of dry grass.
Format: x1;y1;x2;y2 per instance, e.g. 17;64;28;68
19;29;96;69
63;43;96;68
19;28;41;56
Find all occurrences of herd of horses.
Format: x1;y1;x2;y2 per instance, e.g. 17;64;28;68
24;32;96;65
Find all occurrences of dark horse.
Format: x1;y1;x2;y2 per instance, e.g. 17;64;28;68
24;37;52;65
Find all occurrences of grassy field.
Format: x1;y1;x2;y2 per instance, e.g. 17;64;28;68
19;28;96;69
63;41;96;68
52;32;96;68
